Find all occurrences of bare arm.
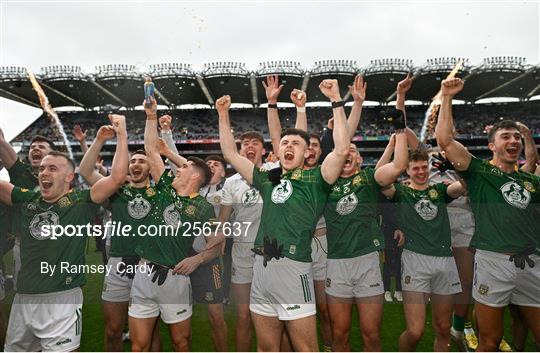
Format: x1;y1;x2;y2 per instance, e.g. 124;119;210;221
291;89;308;131
159;115;187;174
78;125;115;186
435;79;472;172
320;80;350;184
375;130;408;198
375;134;396;169
517;122;539;173
157;138;186;169
217;95;255;184
0;180;14;206
263;75;284;154
72;124;89;155
447;179;467;199
90;115;128;204
0;128;17;169
143;97;165;181
346;75;367;139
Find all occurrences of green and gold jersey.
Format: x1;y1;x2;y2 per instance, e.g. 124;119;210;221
324;168;384;259
108;184;157;257
8;159;39;190
252;165;332;262
393;183;454;257
460;157;540;254
135;171;216;267
11;187;100;294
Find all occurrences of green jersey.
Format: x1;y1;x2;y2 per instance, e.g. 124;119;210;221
135;171;215;267
8;159;39;189
11;187;100;294
324;168;384;259
460;157;540;254
393;183;454;257
252;165;331;262
108;184;157;257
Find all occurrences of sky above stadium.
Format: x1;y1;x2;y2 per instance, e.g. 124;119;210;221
0;0;538;150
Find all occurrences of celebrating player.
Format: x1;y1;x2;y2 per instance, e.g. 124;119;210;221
435;78;540;351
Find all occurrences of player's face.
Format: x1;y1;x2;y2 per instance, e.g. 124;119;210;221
172;161;197;189
489;128;523;164
240;138;265;164
28;141;53;168
341;144;363;177
305;137;322;168
407;160;429;186
207;160;225;185
129;154;150;184
278;134;309;171
38;155;74;201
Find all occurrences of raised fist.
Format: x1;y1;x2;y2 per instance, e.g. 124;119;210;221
290;89;306;107
349;75;367;103
397;73;412;95
159;115;172;131
515;122;530;135
319;79;341;101
108;114;127;135
143;96;157;116
262;75;284;104
96;125;116;142
215;95;232;114
440;78;464;97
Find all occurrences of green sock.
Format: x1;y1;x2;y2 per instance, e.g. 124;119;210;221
322;344;332;352
464;321;473;329
452;314;466;332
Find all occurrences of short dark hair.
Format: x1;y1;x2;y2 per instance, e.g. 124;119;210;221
309;133;321;144
31;135;56;150
239;131;264;144
487;120;519;143
205;155;226;168
130;149;146;157
188;157;212;188
409;149;429;163
45;151;76;171
280;128;310;146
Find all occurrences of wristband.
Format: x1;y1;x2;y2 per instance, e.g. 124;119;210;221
391;109;406;130
296;106;306;113
268;103;278;109
331;101;345;108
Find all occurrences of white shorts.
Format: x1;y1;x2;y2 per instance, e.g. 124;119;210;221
12;237;20;292
311;234;328;281
473;250;540;308
5;287;83;352
250;255;316;320
101;257;133;302
401;249;462;295
128;261;192;324
231;242;255;285
448;209;474;248
325;251;384;299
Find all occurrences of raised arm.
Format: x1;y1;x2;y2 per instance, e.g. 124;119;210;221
346;75;367;139
517;122;539;173
157;138;186;169
90;115;128;204
291;89;308;131
78;125;115;185
320;80;350;184
72;124;89;155
143;97;165;180
0;127;18;169
374;130;408;198
0;180;14;206
217;95;255;184
395;73;421;150
375;133;396;169
263;75;284;155
435;78;472;171
159;114;187;174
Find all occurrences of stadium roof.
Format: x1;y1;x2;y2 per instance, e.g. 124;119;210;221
1;57;538;110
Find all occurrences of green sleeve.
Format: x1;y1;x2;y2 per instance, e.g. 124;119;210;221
156;170;174;189
252;165;268;191
459;156;482;181
7;159;29;179
437;183;454;204
11;186;37;204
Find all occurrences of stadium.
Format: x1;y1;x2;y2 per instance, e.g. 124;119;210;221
0;55;539;352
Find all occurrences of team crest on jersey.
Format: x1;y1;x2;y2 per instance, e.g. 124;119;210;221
163;204;181;228
145;187;156;197
523;181;536;193
428;188;439;200
29;211;60;240
500;181;530;210
27;203;37;211
213;195;221;204
241;188;259;207
185;205;196;216
336;193;358;215
128;194;151;219
21;188;29;193
271;180;293;204
58;196;72;208
352;175;362;186
123;188;133;197
291;169;302;180
414;198;438;221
